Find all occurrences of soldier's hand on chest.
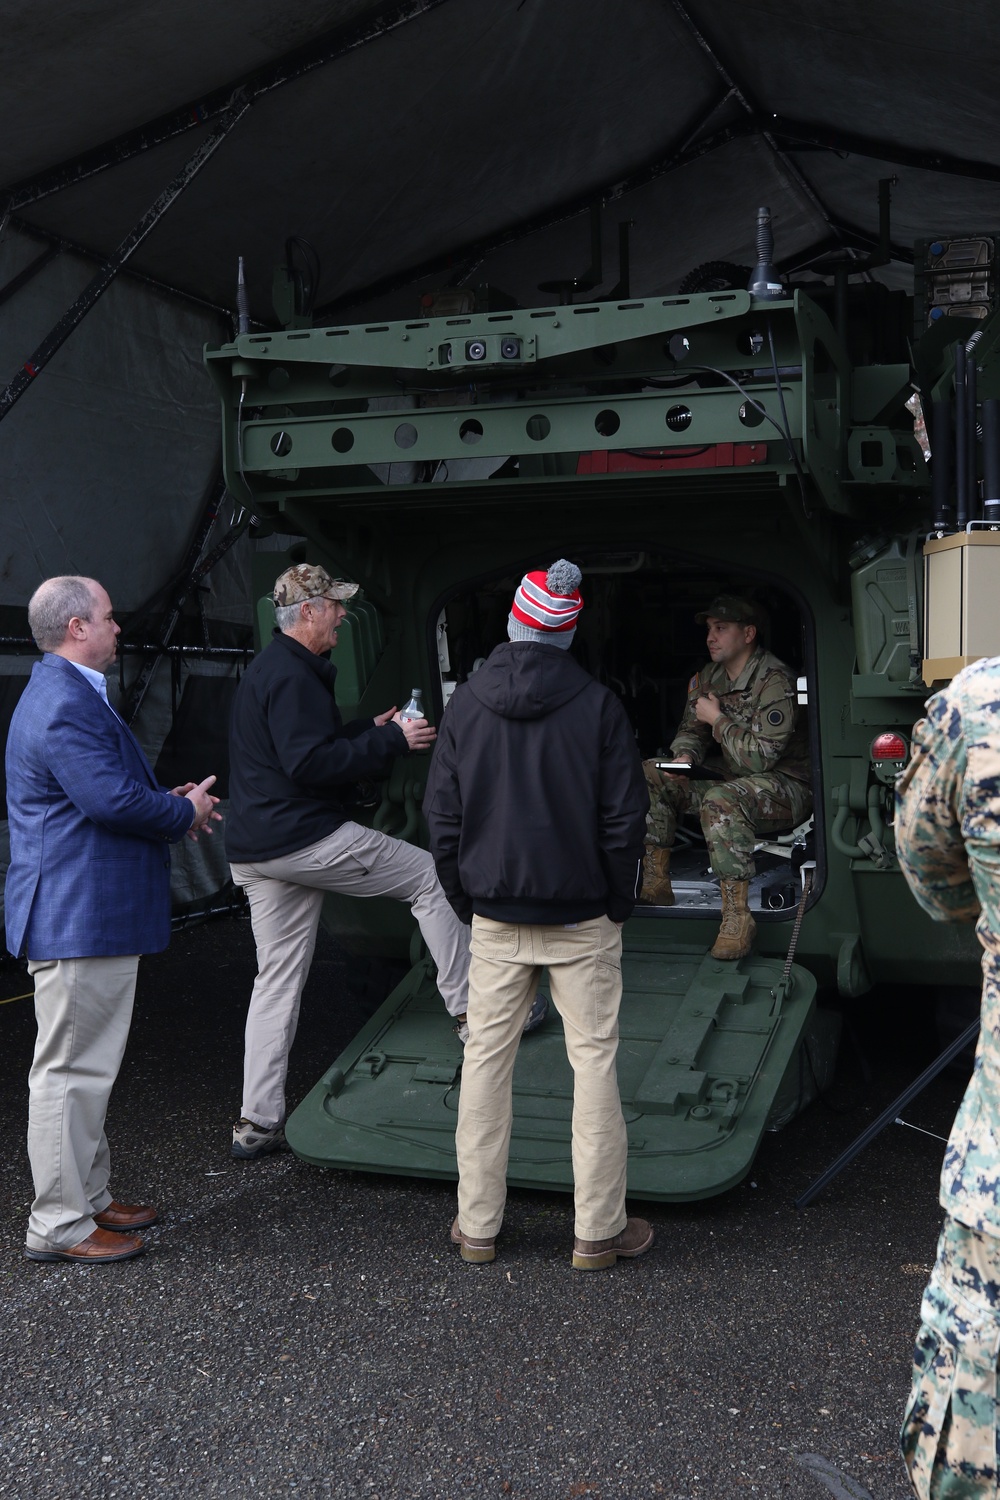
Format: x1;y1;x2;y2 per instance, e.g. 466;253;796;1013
694;691;723;726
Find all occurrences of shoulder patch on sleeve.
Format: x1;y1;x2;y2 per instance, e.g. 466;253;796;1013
766;707;786;726
688;674;699;693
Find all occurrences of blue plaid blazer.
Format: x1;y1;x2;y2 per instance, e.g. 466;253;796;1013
5;654;194;960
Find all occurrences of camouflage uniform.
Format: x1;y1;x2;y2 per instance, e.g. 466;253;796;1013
643;648;811;881
896;657;1000;1498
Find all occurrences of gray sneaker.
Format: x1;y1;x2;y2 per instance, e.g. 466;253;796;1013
523;989;549;1035
454;994;547;1048
231;1118;288;1160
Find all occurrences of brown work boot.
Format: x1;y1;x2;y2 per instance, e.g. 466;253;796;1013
639;845;674;906
573;1216;654;1271
450;1216;496;1264
711;878;756;961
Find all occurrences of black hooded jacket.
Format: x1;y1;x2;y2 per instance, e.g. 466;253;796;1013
423;642;648;924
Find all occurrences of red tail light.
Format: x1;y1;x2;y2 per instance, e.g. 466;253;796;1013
870;732;908;761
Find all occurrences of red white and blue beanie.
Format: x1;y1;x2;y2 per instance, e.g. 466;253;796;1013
508;559;583;649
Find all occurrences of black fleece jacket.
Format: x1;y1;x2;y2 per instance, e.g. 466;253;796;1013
226;631;407;862
424;641;648;924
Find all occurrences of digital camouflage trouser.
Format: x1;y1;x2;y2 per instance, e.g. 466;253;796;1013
901;1216;1000;1499
642;762;813;881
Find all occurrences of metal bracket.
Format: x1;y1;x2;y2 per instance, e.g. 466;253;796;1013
0;89;251;423
856;830;892;868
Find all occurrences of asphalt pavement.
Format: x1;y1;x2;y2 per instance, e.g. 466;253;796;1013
0;914;968;1500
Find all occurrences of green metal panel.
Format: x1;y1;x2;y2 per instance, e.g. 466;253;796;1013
227;291;753;371
241;385;802;474
255;593;276;650
285;928;816;1202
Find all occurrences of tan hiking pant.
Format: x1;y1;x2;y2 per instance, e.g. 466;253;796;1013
457;914;628;1242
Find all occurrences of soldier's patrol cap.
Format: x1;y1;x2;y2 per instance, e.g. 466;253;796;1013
273;563;359;607
696;594;763;629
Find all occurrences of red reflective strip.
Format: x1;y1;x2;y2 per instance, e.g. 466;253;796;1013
576;443;765;474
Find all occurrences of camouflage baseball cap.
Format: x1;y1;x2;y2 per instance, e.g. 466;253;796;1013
695;594;763;628
273;563;359;607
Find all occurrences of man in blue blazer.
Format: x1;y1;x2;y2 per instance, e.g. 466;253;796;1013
5;575;219;1264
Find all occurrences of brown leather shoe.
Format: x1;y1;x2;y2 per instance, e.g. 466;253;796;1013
93;1200;158;1232
450;1216;496;1264
25;1227;145;1264
573;1216;654;1271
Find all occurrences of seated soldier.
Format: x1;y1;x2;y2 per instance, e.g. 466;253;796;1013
640;595;811;960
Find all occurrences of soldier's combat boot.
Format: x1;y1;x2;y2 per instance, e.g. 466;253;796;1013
639;845;674;906
711;879;756;960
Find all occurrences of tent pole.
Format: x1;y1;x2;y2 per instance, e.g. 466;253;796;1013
119;479;252;726
3;0;454;213
4;218;236;321
0;92;250;425
0;244;61;309
667;0;841;247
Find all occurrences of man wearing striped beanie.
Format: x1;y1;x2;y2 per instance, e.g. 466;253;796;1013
506;558;584;644
424;559;652;1271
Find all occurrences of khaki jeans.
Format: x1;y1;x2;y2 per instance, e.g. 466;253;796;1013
26;954;140;1251
457;914;628;1242
231;821;470;1128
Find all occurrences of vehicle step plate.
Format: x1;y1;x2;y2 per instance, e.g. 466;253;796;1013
285;929;816;1201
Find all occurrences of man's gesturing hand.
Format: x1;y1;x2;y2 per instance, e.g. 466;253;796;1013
183;774;222;836
392;712;437;751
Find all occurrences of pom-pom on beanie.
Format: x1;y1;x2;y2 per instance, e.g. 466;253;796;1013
508;559;583;649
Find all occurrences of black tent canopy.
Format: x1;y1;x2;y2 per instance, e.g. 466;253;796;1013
6;0;1000;330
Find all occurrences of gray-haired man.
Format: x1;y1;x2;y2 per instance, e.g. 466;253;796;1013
226;564;470;1158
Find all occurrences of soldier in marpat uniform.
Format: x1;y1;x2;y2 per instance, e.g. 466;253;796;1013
897;658;1000;1500
640;596;811;960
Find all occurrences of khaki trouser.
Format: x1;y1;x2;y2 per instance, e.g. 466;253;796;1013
231;821;471;1129
25;954;140;1251
457;914;628;1243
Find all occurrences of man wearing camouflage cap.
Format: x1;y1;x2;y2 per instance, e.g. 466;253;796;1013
225;563;470;1159
640;595;811;960
896;658;1000;1499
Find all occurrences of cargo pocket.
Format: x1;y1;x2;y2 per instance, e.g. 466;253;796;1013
900;1320;957;1499
305;825;381;881
901;1262;1000;1498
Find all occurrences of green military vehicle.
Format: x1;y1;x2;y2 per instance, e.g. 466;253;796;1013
205;213;994;1200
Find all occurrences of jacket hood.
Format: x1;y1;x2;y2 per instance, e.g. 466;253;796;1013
466;641;593;720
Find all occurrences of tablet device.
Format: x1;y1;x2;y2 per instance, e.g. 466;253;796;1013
654;760;726;780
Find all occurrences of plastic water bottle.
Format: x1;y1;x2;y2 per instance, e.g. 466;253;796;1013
398;688;425;721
